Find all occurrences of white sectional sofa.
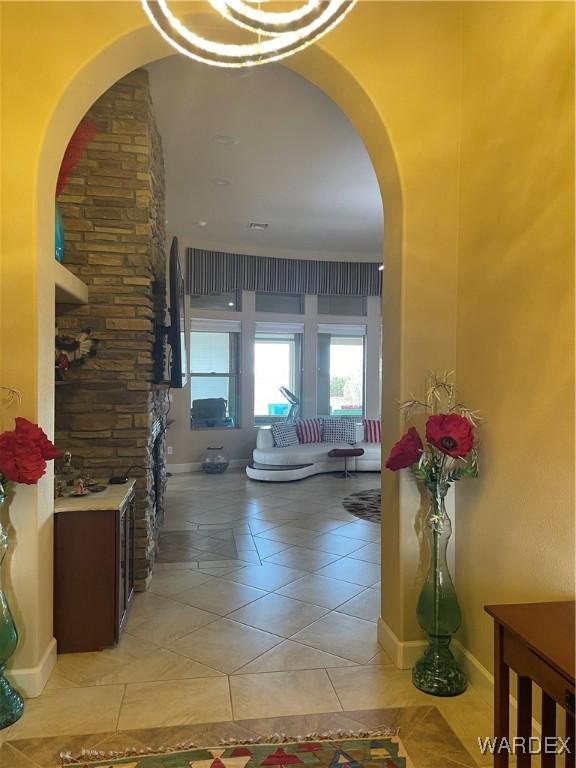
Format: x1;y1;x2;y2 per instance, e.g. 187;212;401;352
246;424;381;481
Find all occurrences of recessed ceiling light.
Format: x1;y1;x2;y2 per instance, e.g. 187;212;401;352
212;178;231;186
227;302;235;307
248;222;268;231
212;135;239;145
197;220;208;228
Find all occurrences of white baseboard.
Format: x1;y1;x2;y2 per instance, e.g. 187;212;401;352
377;618;427;669
7;637;57;698
453;638;493;706
168;459;249;474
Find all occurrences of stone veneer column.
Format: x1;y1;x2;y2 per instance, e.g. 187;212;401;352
55;69;167;590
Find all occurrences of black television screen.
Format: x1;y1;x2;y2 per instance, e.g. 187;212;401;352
168;237;188;388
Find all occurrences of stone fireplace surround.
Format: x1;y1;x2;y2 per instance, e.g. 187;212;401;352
55;70;168;590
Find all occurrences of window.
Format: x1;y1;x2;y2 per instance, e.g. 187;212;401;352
190;291;240;311
317;295;367;316
190;322;240;429
255;292;303;314
254;324;303;424
317;325;366;416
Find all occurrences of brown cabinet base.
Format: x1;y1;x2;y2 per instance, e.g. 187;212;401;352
54;490;135;653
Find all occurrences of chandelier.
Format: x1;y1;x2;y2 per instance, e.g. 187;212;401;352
141;0;356;68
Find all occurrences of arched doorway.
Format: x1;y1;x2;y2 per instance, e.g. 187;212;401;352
9;12;405;696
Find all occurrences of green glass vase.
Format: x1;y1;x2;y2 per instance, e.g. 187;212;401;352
412;486;467;696
0;482;24;728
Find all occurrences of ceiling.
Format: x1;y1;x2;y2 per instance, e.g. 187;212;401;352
147;56;383;262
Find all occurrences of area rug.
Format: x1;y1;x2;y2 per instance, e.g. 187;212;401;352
62;731;413;768
341;489;381;523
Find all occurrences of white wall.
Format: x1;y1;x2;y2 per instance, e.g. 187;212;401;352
167;291;382;469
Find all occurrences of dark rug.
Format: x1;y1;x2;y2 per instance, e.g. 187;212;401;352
342;489;381;523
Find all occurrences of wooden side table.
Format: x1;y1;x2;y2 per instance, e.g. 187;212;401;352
485;601;575;767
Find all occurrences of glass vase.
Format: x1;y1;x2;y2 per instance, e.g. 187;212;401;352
0;483;24;728
55;202;64;263
412;486;467;696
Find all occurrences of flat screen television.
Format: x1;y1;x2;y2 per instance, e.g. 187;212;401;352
168;237;188;388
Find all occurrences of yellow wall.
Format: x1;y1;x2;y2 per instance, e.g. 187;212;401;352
456;1;575;673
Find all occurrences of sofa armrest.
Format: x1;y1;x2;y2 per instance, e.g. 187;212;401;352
256;427;275;450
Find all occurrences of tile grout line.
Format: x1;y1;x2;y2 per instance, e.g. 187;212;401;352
324;666;346;713
114;683;128;732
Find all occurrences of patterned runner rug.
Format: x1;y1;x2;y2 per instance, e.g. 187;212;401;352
341;489;381;523
63;732;413;768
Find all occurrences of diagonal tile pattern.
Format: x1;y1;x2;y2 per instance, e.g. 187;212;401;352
2;470;493;766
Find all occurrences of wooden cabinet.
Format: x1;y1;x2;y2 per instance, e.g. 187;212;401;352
54;483;135;653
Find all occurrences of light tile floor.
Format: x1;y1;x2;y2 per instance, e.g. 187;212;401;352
1;470;494;767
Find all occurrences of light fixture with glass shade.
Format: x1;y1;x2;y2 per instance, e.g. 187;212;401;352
141;0;357;68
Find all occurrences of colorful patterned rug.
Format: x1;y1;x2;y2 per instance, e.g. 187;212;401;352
63;733;413;768
341;489;381;523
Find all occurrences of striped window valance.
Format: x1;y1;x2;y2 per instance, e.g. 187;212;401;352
187;249;382;297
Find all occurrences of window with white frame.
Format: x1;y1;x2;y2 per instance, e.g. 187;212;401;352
254;322;303;424
190;319;240;429
317;324;366;417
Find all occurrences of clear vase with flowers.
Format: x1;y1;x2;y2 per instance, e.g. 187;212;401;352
385;372;480;696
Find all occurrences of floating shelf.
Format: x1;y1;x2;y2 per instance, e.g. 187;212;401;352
54;261;88;304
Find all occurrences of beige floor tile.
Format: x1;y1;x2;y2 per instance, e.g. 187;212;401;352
230;669;342;719
327;665;435;710
126;592;219;645
336;588;381;622
228;593;328;636
117;677;232;730
255;525;323;546
51;633;223;686
264;546;342;572
299;533;366;556
289;516;352;533
174;579;267;615
292;612;379;663
6;685;125;740
253;538;291;559
330;522;381;542
315;557;381;587
276;574;365;609
168;618;284;673
348;542;381;564
367;647;395;666
226;563;307;591
235;639;359;674
148;568;215;596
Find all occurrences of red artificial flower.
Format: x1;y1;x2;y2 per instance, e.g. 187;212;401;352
0;432;47;484
426;413;474;458
14;417;60;460
56;121;97;196
385;427;423;471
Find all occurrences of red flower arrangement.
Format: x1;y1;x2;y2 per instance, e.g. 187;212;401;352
0;418;60;486
385;373;480;491
56;121;97;196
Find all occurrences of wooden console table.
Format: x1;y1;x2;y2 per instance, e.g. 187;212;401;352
485;601;575;768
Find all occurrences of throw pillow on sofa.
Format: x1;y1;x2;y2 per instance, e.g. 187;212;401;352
364;418;382;443
295;418;323;444
322;418;357;443
271;423;299;447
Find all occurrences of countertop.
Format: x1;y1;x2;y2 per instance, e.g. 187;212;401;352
54;480;136;514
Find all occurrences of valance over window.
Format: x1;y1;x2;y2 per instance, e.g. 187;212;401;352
187;248;382;297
